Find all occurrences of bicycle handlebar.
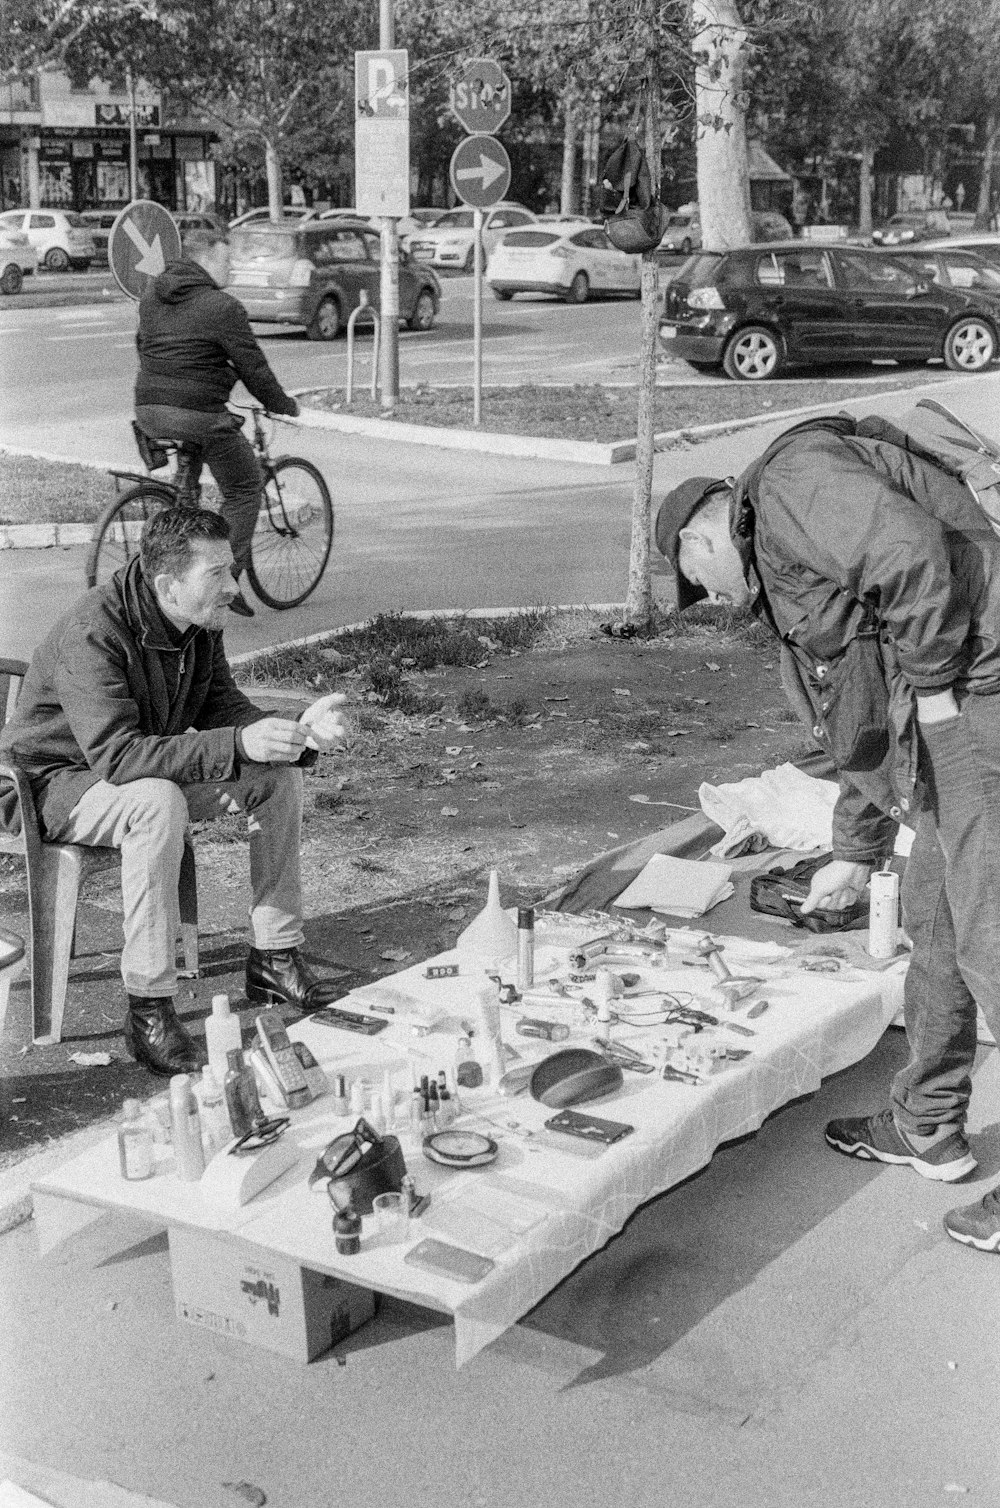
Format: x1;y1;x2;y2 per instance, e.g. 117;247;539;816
229;401;302;428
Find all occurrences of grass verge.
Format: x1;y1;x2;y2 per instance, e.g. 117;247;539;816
300;373;954;444
0;453;110;526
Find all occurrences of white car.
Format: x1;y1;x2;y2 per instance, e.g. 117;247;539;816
228;207;318;229
486;223;641;303
409;203;536;271
0;209;95;270
0;226;38;294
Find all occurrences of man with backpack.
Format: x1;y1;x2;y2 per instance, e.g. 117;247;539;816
655;408;1000;1253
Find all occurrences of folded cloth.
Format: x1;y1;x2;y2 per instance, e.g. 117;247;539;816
613;853;733;918
699;763;839;854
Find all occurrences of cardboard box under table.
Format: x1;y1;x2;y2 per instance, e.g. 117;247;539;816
32;921;901;1369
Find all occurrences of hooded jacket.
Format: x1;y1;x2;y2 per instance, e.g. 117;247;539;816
0;557;275;839
730;421;1000;865
134;258;296;416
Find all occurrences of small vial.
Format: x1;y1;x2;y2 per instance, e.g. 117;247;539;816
333;1203;362;1256
349;1079;365;1118
331;1074;349;1116
517;907;535;991
118;1098;155;1181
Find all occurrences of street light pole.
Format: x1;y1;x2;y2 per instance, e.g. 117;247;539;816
377;0;400;411
125;63;139;201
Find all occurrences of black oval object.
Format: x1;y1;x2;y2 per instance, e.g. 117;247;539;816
529;1048;624;1108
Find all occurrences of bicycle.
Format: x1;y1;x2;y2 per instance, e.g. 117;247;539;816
85;405;334;610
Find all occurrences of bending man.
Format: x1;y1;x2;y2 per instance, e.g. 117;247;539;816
0;508;348;1076
656;411;1000;1254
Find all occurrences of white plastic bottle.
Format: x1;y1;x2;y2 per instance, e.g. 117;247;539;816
118;1098;155;1181
197;1067;231;1158
169;1074;205;1182
205;993;242;1086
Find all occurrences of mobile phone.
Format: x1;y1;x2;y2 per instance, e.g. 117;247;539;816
255;1010;311;1109
403;1238;496;1285
309;1006;388;1035
292;1039;328;1099
543;1108;635;1146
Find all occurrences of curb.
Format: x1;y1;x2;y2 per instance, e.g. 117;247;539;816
228;601;627;669
0;521;93;549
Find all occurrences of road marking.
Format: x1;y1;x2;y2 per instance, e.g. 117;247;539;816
46;330;125;342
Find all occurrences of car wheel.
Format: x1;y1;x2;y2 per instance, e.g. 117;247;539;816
943;317;996;372
493;288;513;301
44;246;70;272
681;237;692;255
565;271;589;304
722;325;783;381
0;263;23;295
407;289;436;331
307;296;341;341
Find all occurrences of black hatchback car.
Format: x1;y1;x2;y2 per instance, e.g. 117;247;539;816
660;242;1000;380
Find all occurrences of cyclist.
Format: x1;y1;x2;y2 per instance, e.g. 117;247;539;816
134;225;300;617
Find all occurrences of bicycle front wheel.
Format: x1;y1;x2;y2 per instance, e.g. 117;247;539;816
246;457;334;609
85;482;174;589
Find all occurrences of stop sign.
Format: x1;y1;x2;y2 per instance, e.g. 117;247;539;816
450;58;511;136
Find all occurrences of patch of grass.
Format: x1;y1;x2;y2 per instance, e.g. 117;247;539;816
0;453;110;526
456;687;494;721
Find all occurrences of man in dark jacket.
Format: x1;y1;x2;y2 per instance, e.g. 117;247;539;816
134;227;300;618
656;414;1000;1255
0;508;350;1076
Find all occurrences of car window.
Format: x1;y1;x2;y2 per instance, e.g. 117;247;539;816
230;230;297;260
30;214;56;229
312;229;366;264
434;210;474;229
942;254;1000;290
505;211;532;226
504;230;561;248
837;251;916;292
900;254;942;284
569;229;598;249
361;232;380;261
0;212;24;228
684;253;725;287
756;250;832;289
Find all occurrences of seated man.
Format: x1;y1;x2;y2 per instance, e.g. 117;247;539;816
0;508;348;1076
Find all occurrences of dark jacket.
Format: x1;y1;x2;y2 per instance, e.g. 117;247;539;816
731;422;1000;865
0;558;275;839
134;259;296;416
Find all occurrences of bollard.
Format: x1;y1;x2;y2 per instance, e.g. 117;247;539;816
345;290;381;406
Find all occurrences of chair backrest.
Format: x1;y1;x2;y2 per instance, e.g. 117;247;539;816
0;658;27;734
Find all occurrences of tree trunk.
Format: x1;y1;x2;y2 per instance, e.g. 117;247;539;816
625;69;661;628
560;87;577;216
975;110;999;231
691;0;753;249
858;138;875;238
581;90;602;215
265;138;283;220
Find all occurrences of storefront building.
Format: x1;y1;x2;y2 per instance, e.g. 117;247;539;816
0;71;217;214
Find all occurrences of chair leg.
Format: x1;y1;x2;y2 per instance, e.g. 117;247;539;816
32;844;85;1045
177;837;199;977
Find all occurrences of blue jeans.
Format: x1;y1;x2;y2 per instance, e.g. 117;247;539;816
135;404;263;575
891;694;1000;1134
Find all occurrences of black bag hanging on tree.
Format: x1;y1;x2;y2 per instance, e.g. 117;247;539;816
600;90;669;255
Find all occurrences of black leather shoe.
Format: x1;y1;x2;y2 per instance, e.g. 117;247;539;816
125;996;206;1077
246;947;350;1013
229;591;255;618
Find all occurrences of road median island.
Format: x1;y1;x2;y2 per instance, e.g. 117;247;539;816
297;372;961;464
0;604;808;1172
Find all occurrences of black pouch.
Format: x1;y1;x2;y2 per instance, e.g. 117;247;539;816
308;1117;407;1214
749;853;868;932
131;420;169;472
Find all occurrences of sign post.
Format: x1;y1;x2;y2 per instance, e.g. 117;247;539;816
355;39;409;411
449;59;512;428
107;199;181;301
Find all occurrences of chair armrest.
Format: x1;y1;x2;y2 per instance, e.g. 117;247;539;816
0;758;44;874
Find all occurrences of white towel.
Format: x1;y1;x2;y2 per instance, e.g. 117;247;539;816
613;853;734;917
699;763;839;853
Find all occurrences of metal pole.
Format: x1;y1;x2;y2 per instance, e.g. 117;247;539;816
126;64;139;202
377;0;399;411
473;207;483;427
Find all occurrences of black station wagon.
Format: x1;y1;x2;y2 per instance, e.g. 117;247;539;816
660;242;1000;380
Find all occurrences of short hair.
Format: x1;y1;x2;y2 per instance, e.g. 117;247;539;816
140;507;231;583
687;486;731;531
183;226;229;259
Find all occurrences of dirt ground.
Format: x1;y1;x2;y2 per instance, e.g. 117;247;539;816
0;609;810;1169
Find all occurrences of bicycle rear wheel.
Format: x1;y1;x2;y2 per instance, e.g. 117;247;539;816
85;482;174;589
246;457;334;609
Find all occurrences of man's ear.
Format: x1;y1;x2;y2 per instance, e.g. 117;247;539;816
678;525;713;555
152;571;178;602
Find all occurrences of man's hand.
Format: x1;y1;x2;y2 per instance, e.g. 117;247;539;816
241;716;309;764
299;692;349;753
799;860;873;915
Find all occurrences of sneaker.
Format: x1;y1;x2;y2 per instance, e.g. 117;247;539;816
944;1184;1000;1252
824;1108;977;1182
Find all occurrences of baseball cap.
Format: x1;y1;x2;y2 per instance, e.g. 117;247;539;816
654;476;725;611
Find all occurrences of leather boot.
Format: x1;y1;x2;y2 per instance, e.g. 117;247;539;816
246;947;350;1013
125;996;206;1077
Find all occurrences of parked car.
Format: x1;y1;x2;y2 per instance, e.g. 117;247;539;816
174;211;229;237
659;209;702;255
871;210;951;245
77;210;118;264
228;206;317;229
227;217;441;339
0;209;95;270
884;246;1000;304
920;233;1000;269
408;203;536;271
0;225;37;293
659;242;1000;380
486;224;640;302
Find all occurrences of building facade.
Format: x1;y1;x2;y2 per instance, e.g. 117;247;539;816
0;71;217;214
